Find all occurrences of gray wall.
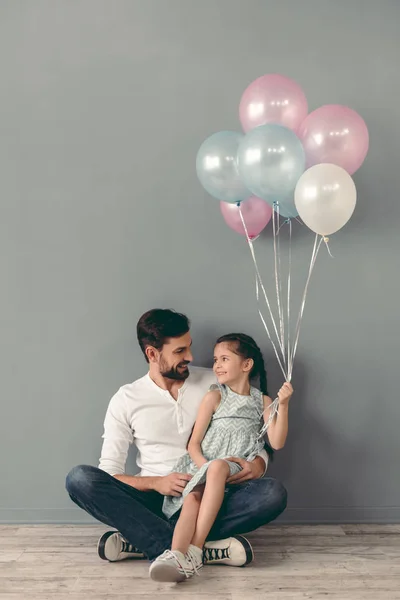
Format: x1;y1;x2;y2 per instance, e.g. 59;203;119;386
1;0;399;524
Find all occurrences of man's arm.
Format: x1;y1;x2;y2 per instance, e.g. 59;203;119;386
98;390;133;476
114;472;192;496
257;448;269;475
99;390;191;496
113;474;158;490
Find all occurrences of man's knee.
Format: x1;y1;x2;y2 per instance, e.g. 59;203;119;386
65;464;100;498
269;479;288;514
252;478;288;518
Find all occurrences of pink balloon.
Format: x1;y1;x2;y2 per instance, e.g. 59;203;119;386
220;196;272;239
239;74;308;133
298;105;369;175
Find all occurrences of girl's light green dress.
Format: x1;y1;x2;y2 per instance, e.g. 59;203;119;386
162;383;265;518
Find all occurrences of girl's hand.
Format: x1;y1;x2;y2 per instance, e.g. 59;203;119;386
278;382;293;407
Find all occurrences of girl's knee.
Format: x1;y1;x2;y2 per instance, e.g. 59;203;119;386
207;459;230;477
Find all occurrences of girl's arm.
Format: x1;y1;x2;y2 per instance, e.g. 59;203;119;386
187;390;220;468
263;382;293;450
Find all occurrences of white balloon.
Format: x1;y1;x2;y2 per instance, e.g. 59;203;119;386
294;163;356;235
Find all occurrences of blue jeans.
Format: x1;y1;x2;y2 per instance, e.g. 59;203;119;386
65;465;287;561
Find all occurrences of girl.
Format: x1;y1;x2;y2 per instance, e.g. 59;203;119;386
149;333;293;583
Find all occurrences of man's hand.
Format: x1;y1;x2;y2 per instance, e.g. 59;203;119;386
153;472;192;496
226;456;264;484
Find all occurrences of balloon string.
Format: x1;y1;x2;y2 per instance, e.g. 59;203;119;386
255;277;287;380
239;205;286;360
277;216;302;234
288;234;323;379
277;213;285;368
287;219;292;377
246;394;280;459
272;203;286;371
257;397;280;440
289;234;320;376
238;210;323;435
272;211;294;379
238;206;287;375
240;205;286;438
277;217;291;235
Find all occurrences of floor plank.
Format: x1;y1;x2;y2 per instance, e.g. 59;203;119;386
342;524;400;535
0;525;398;599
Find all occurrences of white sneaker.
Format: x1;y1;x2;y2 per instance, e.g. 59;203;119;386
149;549;197;583
203;535;254;567
97;531;145;562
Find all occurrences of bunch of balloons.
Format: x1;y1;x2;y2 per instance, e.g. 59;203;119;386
196;73;369;238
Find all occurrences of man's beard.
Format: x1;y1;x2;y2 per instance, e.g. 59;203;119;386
160;357;190;381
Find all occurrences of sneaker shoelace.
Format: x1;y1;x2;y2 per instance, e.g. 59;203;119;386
158;549;193;578
203;545;230;563
121;539;140;554
185;548;203;576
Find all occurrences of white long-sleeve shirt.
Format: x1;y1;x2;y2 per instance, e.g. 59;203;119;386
99;366;268;477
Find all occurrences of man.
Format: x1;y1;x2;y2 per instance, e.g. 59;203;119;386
66;309;287;572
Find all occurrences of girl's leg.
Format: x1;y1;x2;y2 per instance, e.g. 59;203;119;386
149;465;229;583
191;459;230;549
171;487;204;554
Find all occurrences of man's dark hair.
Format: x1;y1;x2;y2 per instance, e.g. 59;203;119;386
137;309;190;362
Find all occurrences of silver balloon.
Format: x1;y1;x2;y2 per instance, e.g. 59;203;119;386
196;131;249;203
294;163;356;235
237;124;305;202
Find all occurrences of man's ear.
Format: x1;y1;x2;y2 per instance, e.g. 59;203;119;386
146;346;159;363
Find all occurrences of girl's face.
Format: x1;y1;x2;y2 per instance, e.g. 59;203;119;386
213;342;252;385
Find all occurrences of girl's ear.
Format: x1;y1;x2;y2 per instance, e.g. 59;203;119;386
243;358;254;373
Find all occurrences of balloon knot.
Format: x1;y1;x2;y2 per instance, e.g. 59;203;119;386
323;236;334;258
236;202;241;207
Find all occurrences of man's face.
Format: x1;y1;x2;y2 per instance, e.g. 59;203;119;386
158;331;193;381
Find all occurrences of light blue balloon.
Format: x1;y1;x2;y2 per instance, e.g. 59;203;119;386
274;195;299;219
196;131;249;204
237;124;305;202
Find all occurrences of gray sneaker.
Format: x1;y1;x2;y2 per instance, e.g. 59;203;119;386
97;531;145;562
203;535;254;567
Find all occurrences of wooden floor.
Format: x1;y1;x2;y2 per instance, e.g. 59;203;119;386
1;524;400;599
